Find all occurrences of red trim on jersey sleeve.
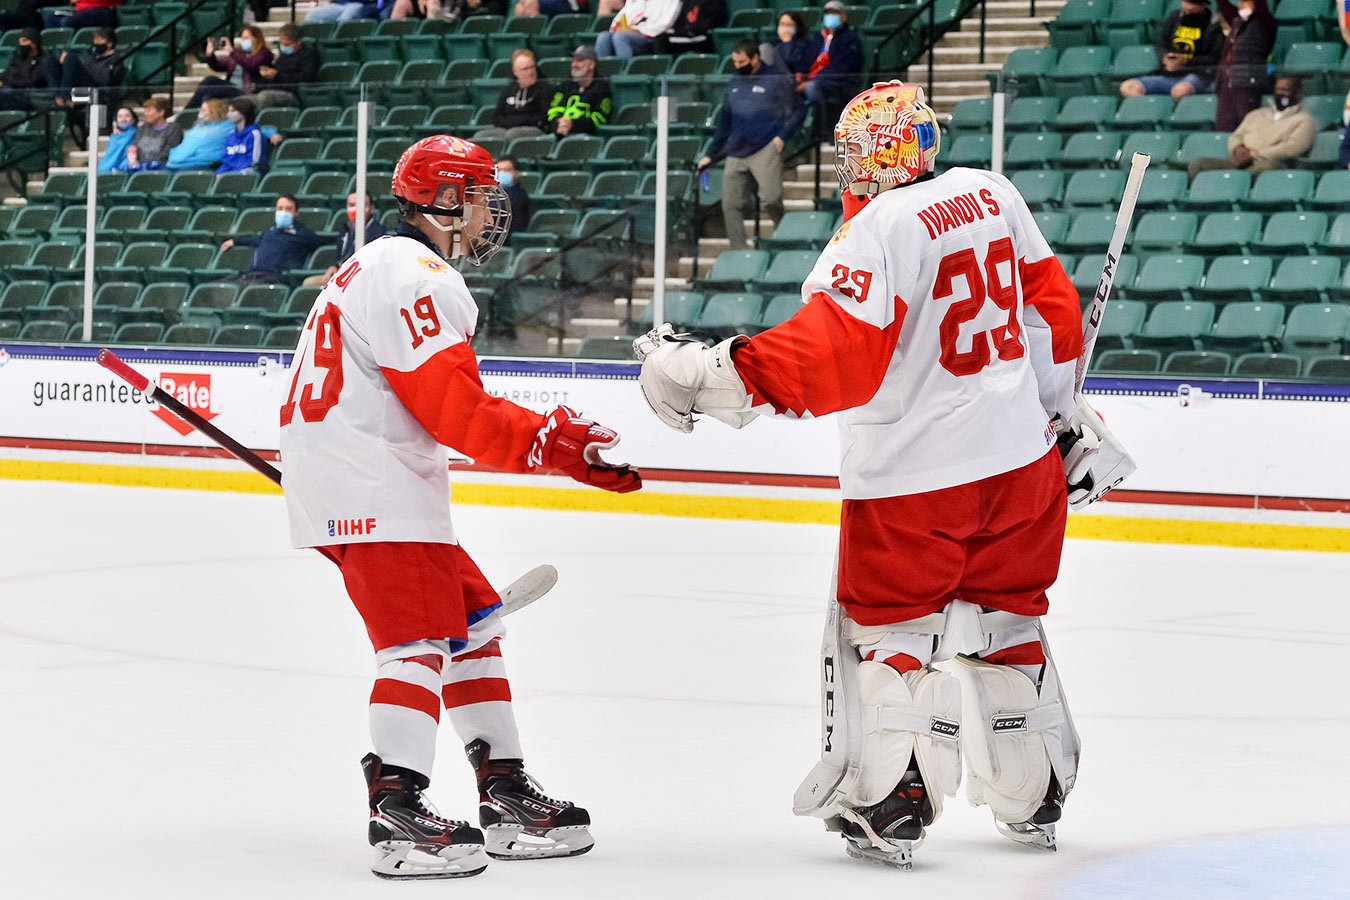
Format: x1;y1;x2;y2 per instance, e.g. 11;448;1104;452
1019;256;1082;364
730;292;905;418
381;342;544;473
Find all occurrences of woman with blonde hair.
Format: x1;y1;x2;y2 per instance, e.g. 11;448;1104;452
187;24;273;108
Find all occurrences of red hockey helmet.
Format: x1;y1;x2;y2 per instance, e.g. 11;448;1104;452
392;135;511;265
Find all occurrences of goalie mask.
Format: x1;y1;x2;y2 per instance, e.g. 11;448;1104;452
835;81;941;202
392;134;511;266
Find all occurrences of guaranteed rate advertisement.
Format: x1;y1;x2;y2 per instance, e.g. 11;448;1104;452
1;344;1350;502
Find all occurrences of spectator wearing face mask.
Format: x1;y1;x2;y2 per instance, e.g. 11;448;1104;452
306;193;390;285
495;155;531;235
124;96;184;170
43;26;124;107
253;24;319;109
770;11;812;75
98;105;138;172
1120;0;1222;99
547;45;613;136
476;49;553;138
798;1;863;115
218;96;268;175
188;26;274;109
1187;75;1316;179
0;28;47;110
1213;0;1276;131
165;98;233;170
221;195;325;285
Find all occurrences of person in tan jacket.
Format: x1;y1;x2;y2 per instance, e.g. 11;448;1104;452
1188;75;1317;179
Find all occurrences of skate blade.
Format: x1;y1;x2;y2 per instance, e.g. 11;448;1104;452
843;833;923;871
996;819;1057;852
484;823;595;860
371;840;489;879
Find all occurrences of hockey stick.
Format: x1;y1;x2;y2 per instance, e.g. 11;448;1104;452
95;348;556;616
1073;152;1150;395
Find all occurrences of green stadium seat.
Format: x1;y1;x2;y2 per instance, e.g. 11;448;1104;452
1247;169;1316;210
1282;303;1349;357
753;251;817;291
28;280;84;322
1095;299;1148;351
0;280;48;321
1187;211;1262;256
698;251;770;290
1169;94;1217;130
1305;355;1350;379
1281;43;1342;91
112;322;166;344
993;47;1057;96
1048;46;1112;98
1063;132;1122;168
1297;131;1346;170
65;320;116;342
293;106;341;136
400;35;445;64
487;32;533;62
579;170;640;209
948;97;993;134
334;18;377;39
1254;211;1328;254
126;205;191;243
28;171;86;207
1053;95;1117;131
1300;94;1345;132
163;323;215;345
1317;214;1350;256
588;135;650;174
255;109;298;135
1176;131;1231;168
763;211;835;250
572;336;633;360
531;170;590;210
1205;300;1287;354
93;281;141;319
47;204;87;237
1111;43;1161;82
1133;212;1198;255
1061;211;1116;253
1105;1;1164;49
11;206;56;239
624;55;672;78
0;319;19;338
634;291;704;330
1264;256;1340;304
242;172;304;210
1072;254;1138;297
945;134;993;168
182;282;239;322
1005;96;1060;131
1093;348;1162;373
358;35;400;63
0;239;33;275
1276;0;1336;40
539;135;605;173
146;243;216;285
19;320;68;341
1064;168;1127;208
1032;211;1071;244
1184;170;1251;210
1122;131;1181;167
270;138;322;172
1163;350;1231;375
263;325;303;349
212;244;257;276
1046;0;1110;50
1127;255;1206;302
1132;300;1216;353
1010;170;1066;208
12;241;79;282
1136;169;1188;209
609;75;653;110
214;324;265;347
698;293;764;334
1193;255;1273;304
1309;171;1350;210
1233;352;1302;378
130;282;190;325
1112;95;1172;131
758;293;802;330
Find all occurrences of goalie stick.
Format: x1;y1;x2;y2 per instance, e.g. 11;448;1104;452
95;348;557;616
1073;151;1150;395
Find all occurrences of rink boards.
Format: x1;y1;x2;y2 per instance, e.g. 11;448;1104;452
1;341;1349;508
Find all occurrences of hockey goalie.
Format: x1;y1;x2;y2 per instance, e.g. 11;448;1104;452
634;82;1135;868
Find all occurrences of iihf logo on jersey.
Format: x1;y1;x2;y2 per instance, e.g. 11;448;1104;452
152;371;216;437
329;517;378;537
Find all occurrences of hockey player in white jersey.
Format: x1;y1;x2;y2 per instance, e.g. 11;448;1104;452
280;135;641;879
635;82;1134;867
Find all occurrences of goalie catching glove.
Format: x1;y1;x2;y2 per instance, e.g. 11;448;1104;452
632;324;754;432
528;407;642;493
1054;400;1135;510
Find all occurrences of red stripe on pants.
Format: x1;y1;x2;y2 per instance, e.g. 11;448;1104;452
442;678;512;709
370;678;442;721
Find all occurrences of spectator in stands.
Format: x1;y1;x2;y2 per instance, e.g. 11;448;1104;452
44;0;121;30
496;154;531;234
548;45;612;136
305;0;378;23
44;27;124;109
98;105;137;173
0;28;45;110
798;1;863;117
389;0;448;19
1213;0;1276;131
218;96;269;175
166;98;233;170
596;0;681;58
305;193;389;285
1188;75;1316;179
444;0;508;20
1120;0;1222;100
188;25;274;109
124;97;183;170
0;0;43;33
221;195;325;285
477;49;552;138
253;24;319;109
698;40;804;251
769;11;812;76
653;0;727;56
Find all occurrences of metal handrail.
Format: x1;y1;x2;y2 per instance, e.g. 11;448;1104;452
118;0;240;105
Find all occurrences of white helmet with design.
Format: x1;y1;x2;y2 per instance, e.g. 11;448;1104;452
834;80;942;199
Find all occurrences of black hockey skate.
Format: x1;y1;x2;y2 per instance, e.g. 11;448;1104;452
466;739;594;860
362;753;488;880
837;761;934;871
996;774;1063;852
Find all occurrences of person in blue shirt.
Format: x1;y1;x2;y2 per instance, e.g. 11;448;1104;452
167;97;234;169
771;10;812;76
220;194;324;284
98;105;137;173
697;40;805;250
798;0;863;119
217;96;268;175
304;192;390;285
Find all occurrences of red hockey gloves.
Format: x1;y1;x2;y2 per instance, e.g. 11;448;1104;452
528;407;643;493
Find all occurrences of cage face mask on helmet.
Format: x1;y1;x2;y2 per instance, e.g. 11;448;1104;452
834;81;941;199
392;135;511;265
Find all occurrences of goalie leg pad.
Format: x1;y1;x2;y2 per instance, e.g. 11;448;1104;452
953;635;1079;824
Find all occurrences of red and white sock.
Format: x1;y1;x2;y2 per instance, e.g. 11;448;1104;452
978;619;1046;686
443;620;523;760
368;651;444;776
855;630;936;678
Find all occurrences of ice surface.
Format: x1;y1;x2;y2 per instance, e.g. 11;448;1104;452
1;481;1347;899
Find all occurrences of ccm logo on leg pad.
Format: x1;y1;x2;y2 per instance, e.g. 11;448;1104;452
991;715;1027;733
930;717;960;740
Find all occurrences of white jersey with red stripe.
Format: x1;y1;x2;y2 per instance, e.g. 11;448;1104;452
279;231;544;549
732;167;1082;500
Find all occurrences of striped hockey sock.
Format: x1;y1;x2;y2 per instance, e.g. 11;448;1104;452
369;652;444;777
443;636;524;760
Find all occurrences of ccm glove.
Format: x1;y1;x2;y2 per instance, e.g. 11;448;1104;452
528;406;642;493
1055;400;1137;510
